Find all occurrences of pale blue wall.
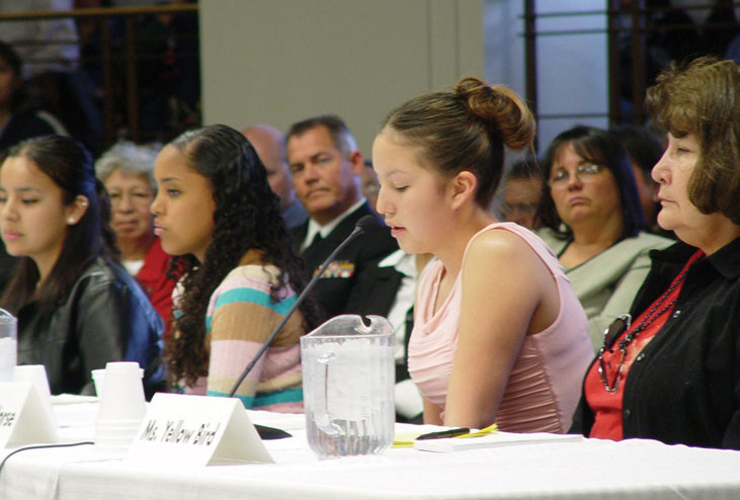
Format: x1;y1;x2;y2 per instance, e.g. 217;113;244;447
484;1;609;154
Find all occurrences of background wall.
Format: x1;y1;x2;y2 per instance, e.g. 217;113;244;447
200;0;484;155
201;0;610;159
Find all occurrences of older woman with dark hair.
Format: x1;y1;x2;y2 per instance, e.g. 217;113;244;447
571;56;740;449
537;125;673;349
0;135;165;396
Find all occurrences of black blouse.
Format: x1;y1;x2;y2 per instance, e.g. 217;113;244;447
572;237;740;449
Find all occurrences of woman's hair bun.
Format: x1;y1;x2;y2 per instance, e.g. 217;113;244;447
455;76;535;151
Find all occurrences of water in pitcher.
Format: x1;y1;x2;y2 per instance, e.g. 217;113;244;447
301;315;395;459
0;336;16;381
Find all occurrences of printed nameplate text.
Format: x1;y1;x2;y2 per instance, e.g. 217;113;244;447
126;393;273;466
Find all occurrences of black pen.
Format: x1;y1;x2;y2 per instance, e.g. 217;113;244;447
416;427;470;440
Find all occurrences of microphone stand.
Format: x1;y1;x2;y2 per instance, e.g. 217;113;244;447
227;220;369;398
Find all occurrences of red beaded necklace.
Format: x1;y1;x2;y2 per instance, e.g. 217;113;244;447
597;250;704;392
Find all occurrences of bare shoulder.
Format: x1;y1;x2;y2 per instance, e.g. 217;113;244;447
465;227;537;269
461;227;554;331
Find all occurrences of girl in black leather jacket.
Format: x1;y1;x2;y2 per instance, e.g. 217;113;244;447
0;135;165;397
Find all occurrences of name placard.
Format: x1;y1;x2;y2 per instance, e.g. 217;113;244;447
0;382;58;449
125;393;273;467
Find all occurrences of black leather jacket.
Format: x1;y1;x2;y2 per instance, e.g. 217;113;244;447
16;257;166;397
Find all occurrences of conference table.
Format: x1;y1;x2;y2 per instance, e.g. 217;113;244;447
2;396;740;500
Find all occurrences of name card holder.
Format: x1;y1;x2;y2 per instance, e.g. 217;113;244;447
0;382;59;449
125;393;274;467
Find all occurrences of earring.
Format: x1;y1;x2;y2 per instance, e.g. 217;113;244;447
68;218;75;224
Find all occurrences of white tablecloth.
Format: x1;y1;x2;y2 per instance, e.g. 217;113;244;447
2;397;740;500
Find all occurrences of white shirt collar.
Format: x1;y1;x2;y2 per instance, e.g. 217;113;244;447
378;249;417;278
302;198;367;250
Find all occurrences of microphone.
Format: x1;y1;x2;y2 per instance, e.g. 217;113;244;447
227;214;375;399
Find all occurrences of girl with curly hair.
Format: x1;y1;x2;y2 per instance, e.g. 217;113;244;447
151;124;321;412
372;77;593;431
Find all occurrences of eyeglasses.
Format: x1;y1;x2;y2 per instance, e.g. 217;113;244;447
109;191;154;207
596;314;631;392
549;164;602;187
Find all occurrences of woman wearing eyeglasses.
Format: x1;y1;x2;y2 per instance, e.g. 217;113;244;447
537;125;673;350
571;57;740;449
499;157;544;230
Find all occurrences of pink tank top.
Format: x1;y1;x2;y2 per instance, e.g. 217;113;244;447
408;223;593;432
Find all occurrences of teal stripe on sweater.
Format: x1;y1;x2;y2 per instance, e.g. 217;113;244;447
207;387;303;408
215;288;295;315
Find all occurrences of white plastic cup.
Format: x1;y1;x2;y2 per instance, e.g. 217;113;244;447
95;361;146;451
0;309;17;382
91;368;105;397
92;366;144;398
96;361;146;422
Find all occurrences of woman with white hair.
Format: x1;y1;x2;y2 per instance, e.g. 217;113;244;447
96;141;176;337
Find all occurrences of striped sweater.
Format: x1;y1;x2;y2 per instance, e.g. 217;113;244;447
183;252;306;412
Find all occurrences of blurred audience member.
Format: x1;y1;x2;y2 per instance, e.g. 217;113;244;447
0;135;165;396
0;40;68;153
537;125;673;349
286;114;398;318
361;160;380;214
75;0;122;109
0;0;103;153
725;31;740;65
96;140;176;337
242;124;307;229
644;120;668;148
612;124;667;233
0;0;79;79
614;0;737;119
500;157;543;229
153;124;321;411
375;77;593;431
572;56;740;449
136;0;200;141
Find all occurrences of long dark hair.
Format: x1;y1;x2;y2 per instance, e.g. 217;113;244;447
538;125;648;240
165;124;321;386
0;135;118;314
